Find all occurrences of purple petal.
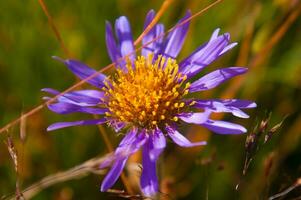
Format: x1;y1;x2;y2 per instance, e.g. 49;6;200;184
209;28;221;41
48;102;108;115
108;120;126;132
142;10;165;57
101;157;127;192
140;129;165;196
53;57;107;88
142;10;155;57
189;67;248;92
194;99;252;118
114;128;148;160
118;128;138;146
178;110;211;124
166;125;206;147
155;24;165;52
101;129;148;191
47;118;107;131
99;128;138;169
208;29;237;56
105;21;125;69
99;153;116;169
202;120;247;134
160;11;191;59
62;90;104;106
220;99;257;109
41;88;60;95
220;42;237;55
42;88;104;106
180;33;232;79
115;16;135;61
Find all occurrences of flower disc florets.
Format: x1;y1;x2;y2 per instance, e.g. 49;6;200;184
103;54;191;129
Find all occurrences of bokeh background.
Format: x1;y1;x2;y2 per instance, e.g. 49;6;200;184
1;0;301;199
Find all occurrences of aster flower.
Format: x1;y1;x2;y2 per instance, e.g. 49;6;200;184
43;10;256;196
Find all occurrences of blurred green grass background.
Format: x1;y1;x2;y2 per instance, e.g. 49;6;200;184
0;0;301;199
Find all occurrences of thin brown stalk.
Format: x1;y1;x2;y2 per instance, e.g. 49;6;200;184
220;4;301;102
4;155;108;200
38;0;71;57
134;0;174;46
219;10;256;101
250;4;301;69
0;0;224;135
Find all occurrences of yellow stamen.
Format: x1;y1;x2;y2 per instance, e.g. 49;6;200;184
102;54;191;129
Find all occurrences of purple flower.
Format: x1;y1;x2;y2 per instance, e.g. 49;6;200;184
43;10;256;197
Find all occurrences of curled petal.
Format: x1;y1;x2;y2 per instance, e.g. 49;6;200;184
180;32;235;79
194;99;255;118
189;67;248;92
202;120;247;134
166;125;206;147
178;110;211;125
221;99;257;109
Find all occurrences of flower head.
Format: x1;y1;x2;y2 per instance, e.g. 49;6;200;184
43;9;256;196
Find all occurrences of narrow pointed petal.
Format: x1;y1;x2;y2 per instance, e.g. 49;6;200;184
115;16;135;61
160;11;191;59
41;88;60;95
141;10;165;57
150;129;166;159
47;118;106;131
178;110;211;124
99;128;138;169
142;10;155;56
62;90;104;105
220;42;237;55
42;88;104;106
47;102;108;115
101;158;127;192
221;99;257;109
193;99;253;118
141;144;158;196
105;21;125;69
209;28;220;41
140;129;165;196
202;120;247;134
189;67;248;92
115;128;148;160
54;58;107;88
180;33;231;78
166;125;206;147
101;129;148;191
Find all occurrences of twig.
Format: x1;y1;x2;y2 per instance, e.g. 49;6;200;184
269;178;301;200
134;0;174;46
221;3;301;101
38;0;71;57
3;155;109;200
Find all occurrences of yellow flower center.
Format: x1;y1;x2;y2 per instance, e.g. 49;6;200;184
103;54;190;129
